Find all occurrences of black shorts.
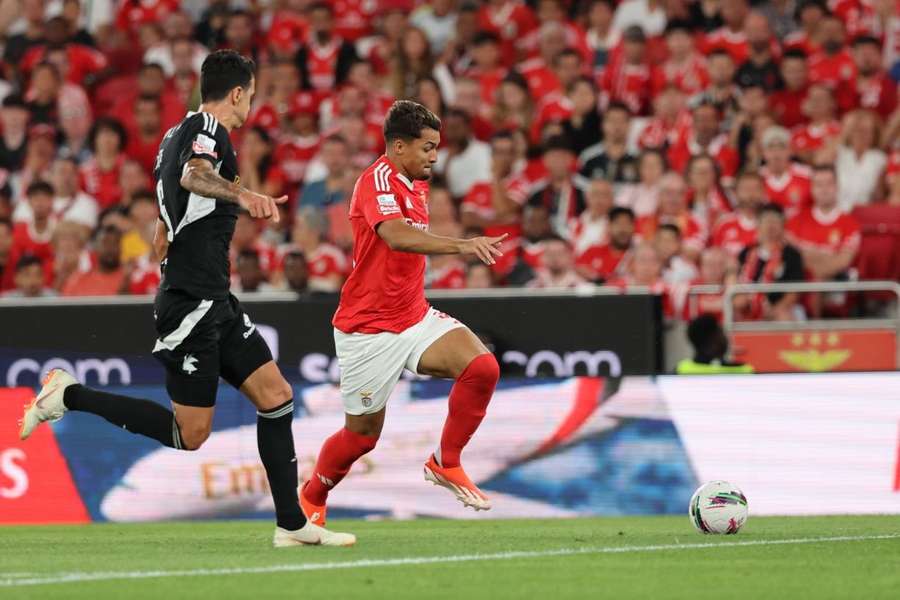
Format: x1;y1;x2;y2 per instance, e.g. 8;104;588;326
151;290;273;407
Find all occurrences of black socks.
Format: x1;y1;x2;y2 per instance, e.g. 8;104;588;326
257;400;305;531
63;384;185;449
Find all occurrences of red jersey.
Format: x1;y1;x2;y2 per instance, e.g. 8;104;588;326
3;222;55;290
427;260;466;290
333;0;377;41
21;44;108;85
769;88;808;129
651;55;710;97
762;163;813;217
667;134;739;178
466;66;508;106
126;130;166;177
305;38;343;92
477;1;538;66
307;243;349;288
784;31;819;57
808;51;857;112
79;157;124;210
519;58;562;101
638;111;693;149
274;135;320;186
711;212;757;257
116;0;179;33
832;0;879;38
787;207;861;255
333;156;430;334
702;27;749;64
600;58;652;116
854;74;899;119
575;243;628;281
791;121;841;157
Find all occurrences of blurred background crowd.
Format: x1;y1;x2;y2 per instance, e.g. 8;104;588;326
1;0;899;322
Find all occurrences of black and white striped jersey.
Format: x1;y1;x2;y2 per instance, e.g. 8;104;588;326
154;111;239;300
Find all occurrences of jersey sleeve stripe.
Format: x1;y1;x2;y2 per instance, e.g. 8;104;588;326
374;164;384;191
375;163;391;192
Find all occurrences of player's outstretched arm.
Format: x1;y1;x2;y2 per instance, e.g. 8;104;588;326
377;219;507;265
180;158;287;222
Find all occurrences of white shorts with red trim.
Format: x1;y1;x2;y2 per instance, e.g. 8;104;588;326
333;307;465;415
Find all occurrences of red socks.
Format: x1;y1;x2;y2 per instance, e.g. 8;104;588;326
304;427;378;505
437;353;500;468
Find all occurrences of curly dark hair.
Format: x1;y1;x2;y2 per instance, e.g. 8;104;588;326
383;100;441;143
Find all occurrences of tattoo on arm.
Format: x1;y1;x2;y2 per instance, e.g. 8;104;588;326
180;158;243;203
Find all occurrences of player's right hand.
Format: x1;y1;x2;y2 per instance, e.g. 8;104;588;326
238;190;288;223
462;233;508;265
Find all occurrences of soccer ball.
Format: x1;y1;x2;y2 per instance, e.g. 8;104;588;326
689;481;748;534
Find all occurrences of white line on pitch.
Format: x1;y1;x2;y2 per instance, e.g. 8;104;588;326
1;533;898;588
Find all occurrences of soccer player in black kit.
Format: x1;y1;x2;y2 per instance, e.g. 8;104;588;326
19;50;355;547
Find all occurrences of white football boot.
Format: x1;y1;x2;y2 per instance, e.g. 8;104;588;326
273;521;357;548
19;369;77;440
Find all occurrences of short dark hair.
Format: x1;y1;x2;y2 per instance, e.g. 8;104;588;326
852;35;880;48
542;135;574;154
15;254;43;272
664;19;693;36
782;48;808;61
238;248;261;264
26;180;54;197
200;49;255;103
491;129;515;144
0;217;12;231
131;188;156;205
97;224;123;238
89;117;127;153
658;223;682;239
687;314;722;353
609;206;635;222
136;94;162;108
811;163;837;177
553;48;581;66
472;30;500;46
383;100;442;143
759;203;785;219
2;94;26;109
605;101;631;118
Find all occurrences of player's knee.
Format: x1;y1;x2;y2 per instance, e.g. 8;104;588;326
465;353;500;388
260;378;293;411
180;423;212;451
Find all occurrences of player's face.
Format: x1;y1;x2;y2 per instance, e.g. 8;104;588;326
404;127;440;181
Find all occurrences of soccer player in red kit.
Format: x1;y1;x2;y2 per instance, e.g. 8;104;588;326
301;101;507;532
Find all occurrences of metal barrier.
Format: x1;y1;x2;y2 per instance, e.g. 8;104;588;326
683;280;900;370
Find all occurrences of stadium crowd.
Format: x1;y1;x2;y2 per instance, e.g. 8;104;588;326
0;0;899;322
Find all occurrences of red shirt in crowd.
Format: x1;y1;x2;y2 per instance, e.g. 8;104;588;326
333;156;430;334
575;243;629;281
126;130;166;177
307;242;349;289
636;212;706;252
650;55;710;97
62;268;125;296
600;58;652;116
769;87;809;129
854;73;898;119
275;135;321;186
477;1;539;66
333;0;377;41
711;212;758;257
667;134;739;178
808;51;857;113
116;0;179;34
519;57;562;101
702;27;749;64
787;206;861;261
21;44;108;85
79;156;124;210
428;260;466;289
2;222;55;290
791;121;842;157
761;163;813;217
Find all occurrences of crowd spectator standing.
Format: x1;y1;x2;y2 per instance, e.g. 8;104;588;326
0;0;896;324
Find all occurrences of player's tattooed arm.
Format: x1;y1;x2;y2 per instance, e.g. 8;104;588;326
377;219;508;265
181;158;287;221
181;158;243;202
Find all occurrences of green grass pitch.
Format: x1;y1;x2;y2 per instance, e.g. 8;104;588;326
2;515;899;599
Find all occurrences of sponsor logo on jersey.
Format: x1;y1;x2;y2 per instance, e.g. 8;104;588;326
182;354;199;374
192;133;218;159
377;193;400;215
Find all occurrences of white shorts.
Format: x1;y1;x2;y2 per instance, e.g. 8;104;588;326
334;307;465;415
